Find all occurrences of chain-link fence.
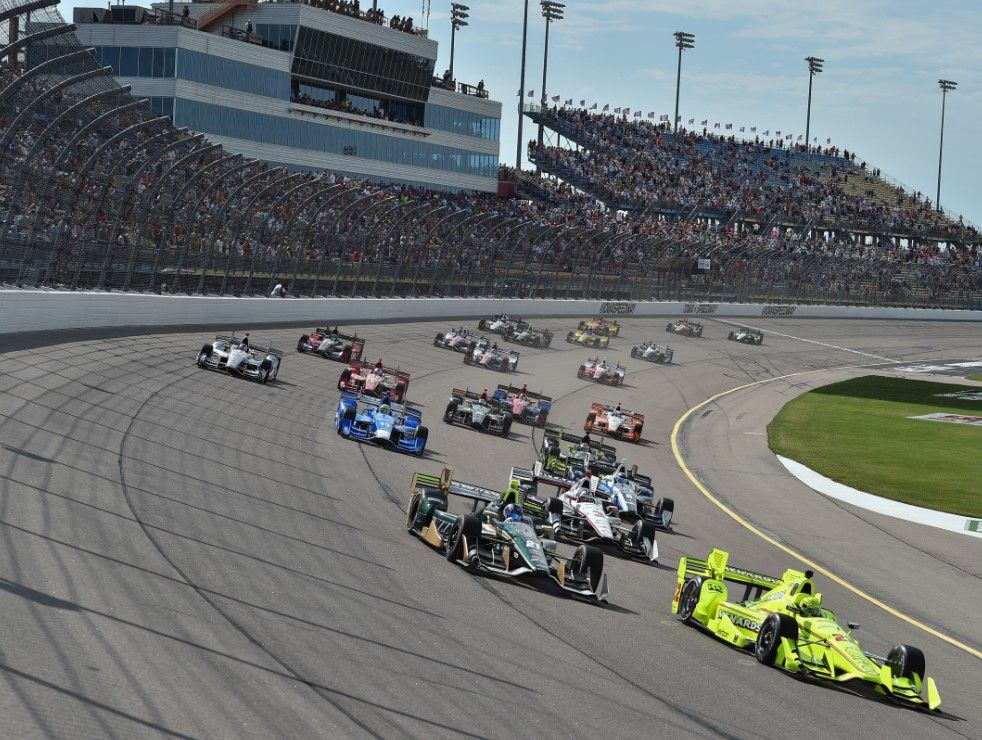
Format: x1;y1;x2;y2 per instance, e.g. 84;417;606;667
0;0;979;309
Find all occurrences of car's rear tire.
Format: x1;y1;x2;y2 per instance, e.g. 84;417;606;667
500;416;512;438
298;334;309;352
632;423;643;441
337;407;356;436
338;369;352;390
444;401;457;423
394;382;406;399
536;411;547;428
585;412;596;431
636;520;658;562
406;494;422;532
197;344;213;367
755;612;798;666
666;323;673;332
571;544;603;593
631;347;639;358
886;644;926;680
434;333;444;346
415;426;429;453
678;577;702;623
259;358;272;384
446;514;481;562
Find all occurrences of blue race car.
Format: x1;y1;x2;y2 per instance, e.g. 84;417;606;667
334;392;428;455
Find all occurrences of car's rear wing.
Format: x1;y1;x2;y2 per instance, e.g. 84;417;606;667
494;383;552;403
673;548;783;612
215;334;283;358
547;430;618;458
527;462;573;491
450;387;506;405
342;391;421;418
410;466;499;513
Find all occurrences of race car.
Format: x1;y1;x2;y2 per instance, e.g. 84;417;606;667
728;327;764;345
566;328;611;349
297;326;364;362
539;431;619;480
631;342;674;364
338;360;410;402
666;319;703;337
584;402;644;443
406;466;608;602
434;327;478;352
673;548;941;711
577;357;626;385
335;392;428;455
501;468;658;564
463;339;520;372
492;384;551;426
196;333;281;383
502;324;553;348
576;318;620;337
592;463;675;531
443;388;512;437
478;314;527;335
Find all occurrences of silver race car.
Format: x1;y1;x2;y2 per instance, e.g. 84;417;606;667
728;327;764;345
196;334;281;383
631;342;674;364
443;388;513;437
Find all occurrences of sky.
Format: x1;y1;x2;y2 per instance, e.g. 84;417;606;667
58;0;981;225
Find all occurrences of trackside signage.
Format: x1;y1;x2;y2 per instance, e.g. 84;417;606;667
762;305;796;317
598;301;636;315
909;413;982;427
682;303;718;314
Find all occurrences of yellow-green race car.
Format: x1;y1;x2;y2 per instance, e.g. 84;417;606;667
566;328;610;349
672;548;941;711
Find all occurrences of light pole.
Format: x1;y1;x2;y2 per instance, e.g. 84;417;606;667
538;0;565;146
804;56;824;152
449;3;469;85
672;31;694;136
936;79;957;212
516;0;530;169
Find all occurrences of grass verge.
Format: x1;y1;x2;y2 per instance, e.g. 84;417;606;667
768;375;982;517
966;374;982;382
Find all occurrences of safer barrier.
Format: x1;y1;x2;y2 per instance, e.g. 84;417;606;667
1;291;980;336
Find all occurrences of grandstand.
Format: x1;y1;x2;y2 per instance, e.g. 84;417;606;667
0;0;979;308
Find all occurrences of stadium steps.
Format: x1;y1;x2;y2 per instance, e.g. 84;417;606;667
198;0;256;31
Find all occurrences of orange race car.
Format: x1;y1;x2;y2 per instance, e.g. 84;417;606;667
584;402;644;443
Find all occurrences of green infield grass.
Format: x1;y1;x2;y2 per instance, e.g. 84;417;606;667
768;375;982;517
966;373;982;382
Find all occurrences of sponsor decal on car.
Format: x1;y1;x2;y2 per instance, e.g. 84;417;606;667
598;301;636;315
719;609;760;632
909;413;982;426
761;305;796;317
682;303;718;315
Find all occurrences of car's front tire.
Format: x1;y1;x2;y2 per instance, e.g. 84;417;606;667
755;612;798;666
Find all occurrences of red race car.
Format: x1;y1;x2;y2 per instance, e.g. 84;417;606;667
584;402;644;443
297;326;364;362
338;360;410;402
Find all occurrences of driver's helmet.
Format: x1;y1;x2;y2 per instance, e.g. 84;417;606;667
502;503;522;521
797;593;824;617
378;404;391;415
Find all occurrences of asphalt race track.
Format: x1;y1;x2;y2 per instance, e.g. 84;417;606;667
0;316;980;739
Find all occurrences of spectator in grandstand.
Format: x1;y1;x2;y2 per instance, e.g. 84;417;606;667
271;282;286;297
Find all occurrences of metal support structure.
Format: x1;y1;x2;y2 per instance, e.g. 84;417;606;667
804;56;824;152
449;3;468;84
537;1;564;147
936;79;957;212
673;31;694;136
515;0;530;168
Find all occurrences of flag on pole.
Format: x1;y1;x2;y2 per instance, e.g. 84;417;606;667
775;130;781;136
614;107;620;113
688;118;695;125
750;126;757;133
634;110;641;117
648;112;655;118
714;122;720;129
623;108;630;115
826;137;831;144
565;98;573;106
725;123;732;130
580;99;586;106
786;133;792;139
603;104;610;112
590;103;597;110
659;114;669;122
763;130;769;136
797;134;802;141
528;90;535;98
700;119;708;126
551;95;560;102
739;126;745;132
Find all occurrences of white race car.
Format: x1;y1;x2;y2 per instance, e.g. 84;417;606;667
631;342;674;364
463;338;520;372
728;327;764;345
577;357;626;384
478;314;526;335
520;469;659;564
197;334;281;383
434;327;478;352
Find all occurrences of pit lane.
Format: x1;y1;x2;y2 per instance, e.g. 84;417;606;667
0;318;979;738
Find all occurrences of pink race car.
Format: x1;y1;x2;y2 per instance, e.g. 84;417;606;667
338;360;410;402
492;384;552;426
577;357;626;385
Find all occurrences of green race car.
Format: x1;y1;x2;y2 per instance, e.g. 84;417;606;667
672;548;941;711
406;467;608;602
539;430;619;481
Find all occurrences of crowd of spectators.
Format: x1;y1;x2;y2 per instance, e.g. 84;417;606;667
292;0;417;34
0;30;978;308
291;91;421;127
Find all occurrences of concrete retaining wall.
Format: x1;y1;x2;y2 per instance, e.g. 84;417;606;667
1;291;980;335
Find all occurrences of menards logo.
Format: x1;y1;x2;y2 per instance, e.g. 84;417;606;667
720;610;760;632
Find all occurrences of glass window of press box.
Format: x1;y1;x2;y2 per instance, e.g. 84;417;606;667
91;46;176;78
425;105;500;141
292;26;435;103
292;79;424;127
255;24;297;52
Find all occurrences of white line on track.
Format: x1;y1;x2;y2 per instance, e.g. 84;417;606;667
712;318;900;362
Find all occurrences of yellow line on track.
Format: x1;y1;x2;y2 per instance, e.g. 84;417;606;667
670;370;982;660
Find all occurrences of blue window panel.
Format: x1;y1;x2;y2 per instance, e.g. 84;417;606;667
174;99;499;178
164;48;176;78
424;104;501;142
119;46;138;76
176;49;290;99
138;46;153;77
